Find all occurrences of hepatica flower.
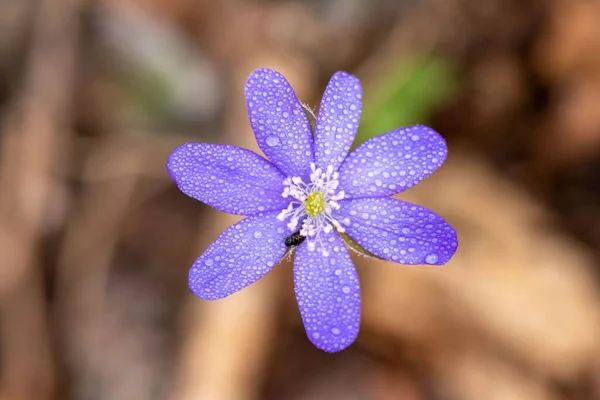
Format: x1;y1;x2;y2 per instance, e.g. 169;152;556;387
167;68;458;352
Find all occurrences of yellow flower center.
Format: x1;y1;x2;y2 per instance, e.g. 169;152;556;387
305;192;326;217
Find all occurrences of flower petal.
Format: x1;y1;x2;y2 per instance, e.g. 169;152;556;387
338;125;447;198
314;71;362;170
245;68;314;178
167;143;288;216
293;232;361;352
189;212;289;300
337;197;457;265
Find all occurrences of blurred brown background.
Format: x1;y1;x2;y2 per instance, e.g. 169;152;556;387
1;0;600;399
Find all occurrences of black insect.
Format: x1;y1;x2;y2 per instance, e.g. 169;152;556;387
284;231;306;247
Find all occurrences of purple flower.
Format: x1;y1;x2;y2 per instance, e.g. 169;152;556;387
167;68;458;352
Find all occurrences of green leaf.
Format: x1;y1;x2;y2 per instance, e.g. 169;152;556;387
356;56;457;146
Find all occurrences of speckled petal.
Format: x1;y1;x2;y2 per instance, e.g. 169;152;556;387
167;143;288;216
336;197;457;265
314;71;362;170
245;68;314;178
338;125;447;198
189;212;289;300
293;232;361;353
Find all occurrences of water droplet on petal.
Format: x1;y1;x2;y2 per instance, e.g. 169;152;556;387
253;231;262;239
342;286;350;294
425;253;439;264
331;327;341;335
266;135;280;147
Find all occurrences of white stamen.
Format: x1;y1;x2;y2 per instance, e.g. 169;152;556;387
277;163;349;256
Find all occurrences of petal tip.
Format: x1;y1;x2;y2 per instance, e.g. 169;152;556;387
245;68;284;88
438;227;459;265
166;143;194;182
331;71;362;94
188;267;223;300
307;328;359;353
332;70;359;81
423;224;458;266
